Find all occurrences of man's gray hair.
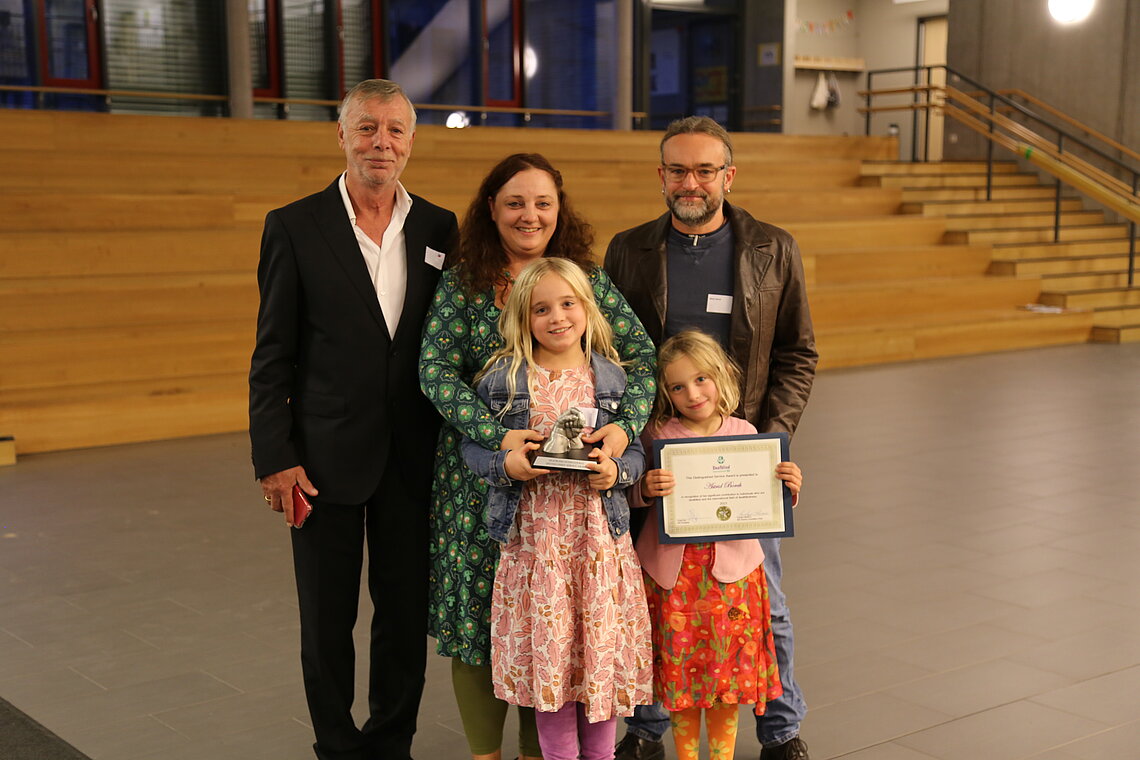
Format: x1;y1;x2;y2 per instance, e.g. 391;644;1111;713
660;115;733;166
338;79;417;130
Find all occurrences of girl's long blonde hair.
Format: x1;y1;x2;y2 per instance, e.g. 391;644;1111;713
651;329;742;430
476;258;620;415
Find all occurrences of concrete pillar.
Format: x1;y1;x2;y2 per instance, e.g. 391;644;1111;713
613;0;633;130
226;0;254;119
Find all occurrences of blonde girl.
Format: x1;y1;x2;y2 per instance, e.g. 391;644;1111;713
462;257;653;760
635;330;802;760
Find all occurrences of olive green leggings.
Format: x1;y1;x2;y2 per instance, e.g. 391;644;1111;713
451;659;543;757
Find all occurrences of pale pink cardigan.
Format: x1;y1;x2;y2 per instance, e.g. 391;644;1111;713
634;416;766;589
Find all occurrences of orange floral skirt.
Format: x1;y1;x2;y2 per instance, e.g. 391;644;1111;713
644;542;782;714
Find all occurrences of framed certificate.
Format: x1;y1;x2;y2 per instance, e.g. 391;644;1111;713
653;433;793;543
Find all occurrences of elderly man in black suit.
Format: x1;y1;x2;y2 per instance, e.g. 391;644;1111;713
249;79;457;760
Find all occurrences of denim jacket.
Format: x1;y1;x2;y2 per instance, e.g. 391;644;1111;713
461;352;646;543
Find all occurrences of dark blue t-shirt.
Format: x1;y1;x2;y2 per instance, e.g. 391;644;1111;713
664;220;735;347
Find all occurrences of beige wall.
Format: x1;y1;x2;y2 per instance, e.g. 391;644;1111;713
782;0;950;145
945;0;1138;163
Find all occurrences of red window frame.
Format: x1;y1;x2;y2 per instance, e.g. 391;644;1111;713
483;0;521;108
37;0;102;88
252;0;281;98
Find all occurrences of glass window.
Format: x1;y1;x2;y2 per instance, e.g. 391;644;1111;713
388;0;475;126
523;0;614;129
44;0;90;80
103;0;227;115
341;0;375;90
281;0;331;120
0;0;36;108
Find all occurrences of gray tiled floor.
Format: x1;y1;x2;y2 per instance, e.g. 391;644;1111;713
2;342;1138;760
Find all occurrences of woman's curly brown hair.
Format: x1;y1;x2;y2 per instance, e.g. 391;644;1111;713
450;153;596;295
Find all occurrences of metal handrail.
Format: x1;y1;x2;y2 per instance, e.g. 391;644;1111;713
864;66;1138;179
862;64;1138;287
0;84;647;123
997;89;1140;167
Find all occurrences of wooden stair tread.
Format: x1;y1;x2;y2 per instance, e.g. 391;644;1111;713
903;199;1085;214
860;160;1019;175
0;373;249;454
815;306;1087;334
0;229;262;278
1;322;251;392
817;308;1093;369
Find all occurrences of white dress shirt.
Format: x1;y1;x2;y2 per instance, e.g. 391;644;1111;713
338;172;413;338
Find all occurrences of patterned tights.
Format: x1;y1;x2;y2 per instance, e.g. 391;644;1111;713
670;703;739;760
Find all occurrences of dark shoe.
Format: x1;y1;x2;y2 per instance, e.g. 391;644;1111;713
615;733;666;760
760;736;810;760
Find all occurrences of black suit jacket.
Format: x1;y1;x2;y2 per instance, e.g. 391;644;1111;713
249;177;458;504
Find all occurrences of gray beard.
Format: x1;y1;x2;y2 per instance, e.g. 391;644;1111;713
668;194;719;227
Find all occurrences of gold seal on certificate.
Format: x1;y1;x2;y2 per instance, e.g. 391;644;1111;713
654;433;794;543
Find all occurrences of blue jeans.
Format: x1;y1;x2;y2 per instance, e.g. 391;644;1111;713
624;538;806;747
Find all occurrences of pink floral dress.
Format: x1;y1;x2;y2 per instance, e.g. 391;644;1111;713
490;363;653;723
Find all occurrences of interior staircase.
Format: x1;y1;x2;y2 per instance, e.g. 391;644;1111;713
861;160;1137;344
0;109;1116;454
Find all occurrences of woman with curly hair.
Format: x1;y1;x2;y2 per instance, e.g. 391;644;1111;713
419;153;656;760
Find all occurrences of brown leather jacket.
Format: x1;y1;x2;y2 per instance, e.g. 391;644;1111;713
603;202;817;437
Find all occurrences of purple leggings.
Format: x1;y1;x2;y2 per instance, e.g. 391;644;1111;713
534;702;617;760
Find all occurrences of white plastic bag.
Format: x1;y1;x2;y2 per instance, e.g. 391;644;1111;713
810;71;829;110
827;71;841;107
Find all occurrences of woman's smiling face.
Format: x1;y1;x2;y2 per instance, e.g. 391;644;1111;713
490;167;560;261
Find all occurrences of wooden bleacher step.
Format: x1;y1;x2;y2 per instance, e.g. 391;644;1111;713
1089;305;1140;344
0;374;248;454
781;216;947;249
898;186;1064;202
946;224;1130;245
902;198;1086;216
859;160;1019;176
863;173;1042;190
809;276;1043;324
803;244;993;285
990;252;1133;276
0;229;261;278
2;323;252;392
937;211;1105;232
3;108;1114;455
0;193;276;232
816;308;1093;369
0;274;257;331
1039;287;1140;310
990;239;1131;260
1038;272;1136;291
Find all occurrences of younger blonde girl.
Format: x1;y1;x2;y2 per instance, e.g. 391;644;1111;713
636;330;802;760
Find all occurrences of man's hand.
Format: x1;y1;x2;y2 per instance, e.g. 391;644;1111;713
580;423;629;458
259;466;317;526
776;461;802;507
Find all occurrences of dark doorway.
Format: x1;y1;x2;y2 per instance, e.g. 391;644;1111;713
648;6;737;130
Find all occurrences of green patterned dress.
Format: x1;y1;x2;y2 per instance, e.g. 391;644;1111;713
419;265;656;666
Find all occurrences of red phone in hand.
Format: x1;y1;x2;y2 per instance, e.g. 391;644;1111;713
291;484;313;528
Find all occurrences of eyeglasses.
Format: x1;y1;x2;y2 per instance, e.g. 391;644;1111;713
661;164;727;183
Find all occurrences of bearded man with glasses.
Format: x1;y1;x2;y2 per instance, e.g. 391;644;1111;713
604;115;817;760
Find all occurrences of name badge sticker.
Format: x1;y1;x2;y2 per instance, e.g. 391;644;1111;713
425;247;446;270
706;294;733;314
